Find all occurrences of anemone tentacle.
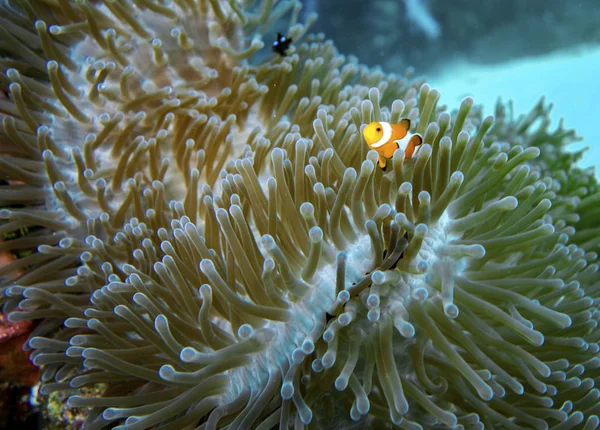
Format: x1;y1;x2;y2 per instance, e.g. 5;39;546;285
1;1;599;429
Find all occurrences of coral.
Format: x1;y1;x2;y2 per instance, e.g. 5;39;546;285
0;238;41;428
0;239;39;388
0;310;39;386
0;1;599;430
33;383;106;429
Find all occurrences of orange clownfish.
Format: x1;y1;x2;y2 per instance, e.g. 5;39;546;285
363;119;423;169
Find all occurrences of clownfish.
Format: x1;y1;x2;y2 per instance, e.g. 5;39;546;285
363;119;423;169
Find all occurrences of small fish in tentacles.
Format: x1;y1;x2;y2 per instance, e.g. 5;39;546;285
272;33;293;57
363;118;423;170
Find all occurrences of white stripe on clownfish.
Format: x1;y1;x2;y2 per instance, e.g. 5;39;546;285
371;122;393;148
396;132;421;158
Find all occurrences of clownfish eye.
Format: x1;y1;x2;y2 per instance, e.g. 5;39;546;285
376;127;381;132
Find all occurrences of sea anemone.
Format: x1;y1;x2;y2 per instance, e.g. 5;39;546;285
488;97;600;254
1;1;599;429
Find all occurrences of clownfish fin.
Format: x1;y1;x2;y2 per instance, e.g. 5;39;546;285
395;118;411;136
409;134;423;148
403;134;424;161
378;156;387;170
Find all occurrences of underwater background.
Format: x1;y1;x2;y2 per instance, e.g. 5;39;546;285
311;0;600;174
0;0;599;429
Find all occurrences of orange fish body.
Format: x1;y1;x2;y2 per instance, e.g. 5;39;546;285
363;119;423;169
